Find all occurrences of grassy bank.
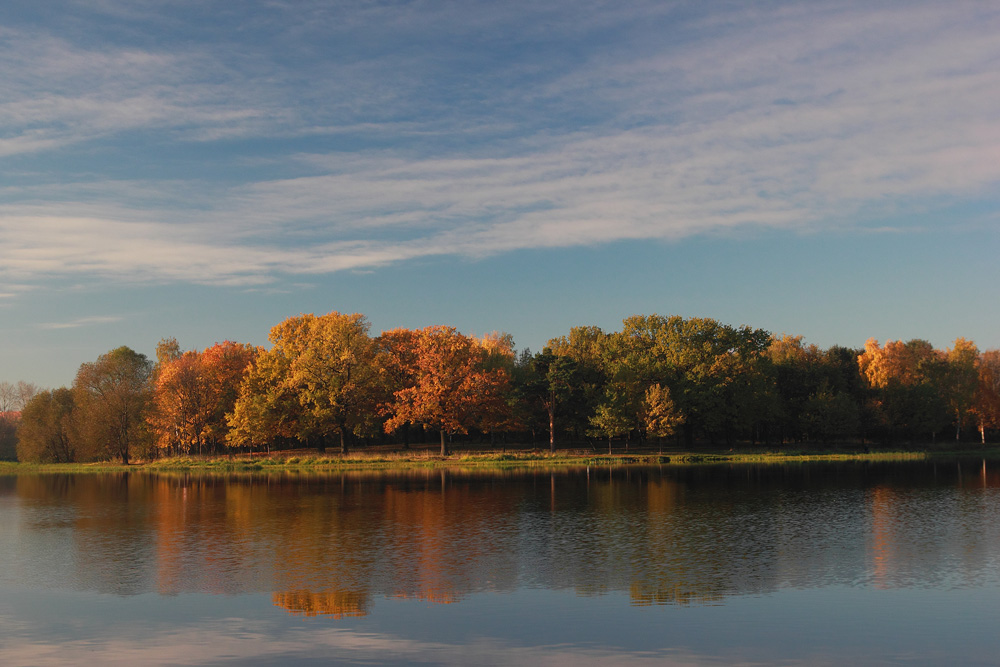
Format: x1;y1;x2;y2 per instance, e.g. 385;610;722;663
3;443;1000;474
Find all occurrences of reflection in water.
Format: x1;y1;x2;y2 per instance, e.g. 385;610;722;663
4;462;1000;616
273;589;369;618
4;463;1000;665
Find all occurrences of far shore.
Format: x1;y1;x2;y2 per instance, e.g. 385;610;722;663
3;442;1000;474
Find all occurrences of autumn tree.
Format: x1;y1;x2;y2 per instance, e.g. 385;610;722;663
201;342;259;447
73;346;153;464
972;350;1000;443
149;341;258;455
858;339;950;443
155;337;182;370
643;384;685;451
383;326;510;456
16;388;77;463
150;350;205;454
227;349;300;453
474;332;518;440
377;327;423;449
229;313;383;454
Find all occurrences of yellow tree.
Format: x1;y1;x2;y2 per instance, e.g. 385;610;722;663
200;341;259;448
858;339;949;442
643;383;684;452
383;326;510;456
229;313;383;454
227;349;299;454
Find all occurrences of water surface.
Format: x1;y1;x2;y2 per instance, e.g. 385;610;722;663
2;461;999;665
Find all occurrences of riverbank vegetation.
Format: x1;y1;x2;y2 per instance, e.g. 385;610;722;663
4;312;1000;465
3;443;994;476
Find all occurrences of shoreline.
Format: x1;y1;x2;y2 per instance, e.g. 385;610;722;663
3;445;1000;474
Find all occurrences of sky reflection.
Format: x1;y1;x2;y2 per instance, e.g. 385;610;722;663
3;464;1000;664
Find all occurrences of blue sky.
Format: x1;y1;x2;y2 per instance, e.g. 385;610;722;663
2;0;999;387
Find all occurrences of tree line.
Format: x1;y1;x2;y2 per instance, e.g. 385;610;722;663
8;312;1000;463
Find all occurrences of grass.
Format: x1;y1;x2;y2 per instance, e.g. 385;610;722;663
4;443;1000;475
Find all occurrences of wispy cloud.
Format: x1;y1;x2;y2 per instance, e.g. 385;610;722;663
39;315;124;330
1;1;998;288
0;616;719;666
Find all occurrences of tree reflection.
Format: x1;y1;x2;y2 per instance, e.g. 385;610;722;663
9;463;1000;616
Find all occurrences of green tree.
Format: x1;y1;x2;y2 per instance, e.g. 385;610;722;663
613;315;771;446
545;326;608;443
524;350;581;452
588;385;634;454
942;338;979;441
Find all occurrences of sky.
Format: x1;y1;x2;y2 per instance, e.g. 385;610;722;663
2;0;1000;388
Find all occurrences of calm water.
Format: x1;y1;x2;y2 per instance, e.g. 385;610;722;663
2;462;999;665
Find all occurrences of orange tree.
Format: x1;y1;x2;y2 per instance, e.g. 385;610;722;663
383;326;511;456
149;341;258;455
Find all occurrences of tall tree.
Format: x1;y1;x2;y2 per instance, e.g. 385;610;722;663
942;338;979;441
383;326;510;456
229;313;383;454
524;350;580;452
73;347;153;464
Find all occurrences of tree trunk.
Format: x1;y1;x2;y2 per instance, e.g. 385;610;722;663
339;426;349;455
548;401;556;453
440;429;449;457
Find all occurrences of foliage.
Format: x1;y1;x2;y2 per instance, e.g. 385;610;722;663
73;346;154;464
149;341;259;455
229;313;384;453
17;388;77;463
857;339;951;442
383;325;511;455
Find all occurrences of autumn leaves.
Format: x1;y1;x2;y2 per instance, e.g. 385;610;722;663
14;310;1000;463
195;314;512;456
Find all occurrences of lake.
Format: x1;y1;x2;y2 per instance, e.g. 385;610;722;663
1;461;999;665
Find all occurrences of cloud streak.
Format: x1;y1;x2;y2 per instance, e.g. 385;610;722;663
1;1;998;288
39;315;124;330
